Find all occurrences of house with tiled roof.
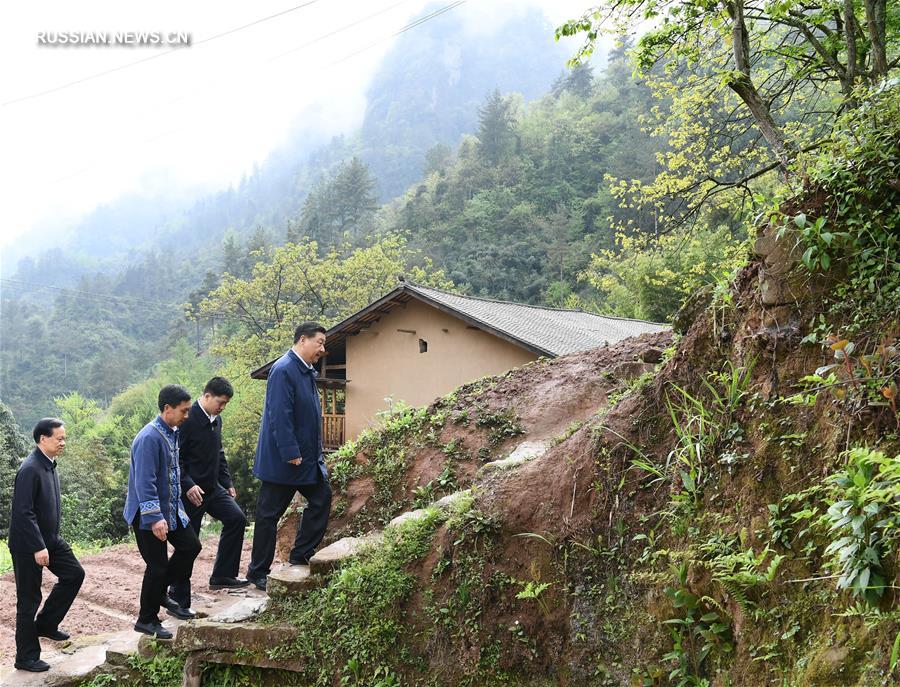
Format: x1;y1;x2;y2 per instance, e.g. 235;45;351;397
250;278;668;447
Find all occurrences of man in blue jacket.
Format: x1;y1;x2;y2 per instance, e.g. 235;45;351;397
246;321;331;591
124;385;202;639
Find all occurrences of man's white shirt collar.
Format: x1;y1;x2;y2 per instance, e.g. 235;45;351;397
199;402;218;423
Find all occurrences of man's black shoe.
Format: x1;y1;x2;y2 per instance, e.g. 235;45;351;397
133;621;173;639
208;576;251;589
37;627;70;641
247;576;267;591
14;658;50;672
160;596;196;619
288;556;311;566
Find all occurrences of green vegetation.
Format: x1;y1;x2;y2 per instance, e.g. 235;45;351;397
80;643;184;686
264;509;443;686
789;84;900;340
822;447;899;605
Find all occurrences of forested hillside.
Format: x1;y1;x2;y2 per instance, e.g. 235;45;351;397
0;5;569;429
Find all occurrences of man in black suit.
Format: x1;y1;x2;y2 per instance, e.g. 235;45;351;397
8;418;85;673
168;377;249;612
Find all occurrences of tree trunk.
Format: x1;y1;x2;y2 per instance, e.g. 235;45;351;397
726;0;791;169
862;0;888;77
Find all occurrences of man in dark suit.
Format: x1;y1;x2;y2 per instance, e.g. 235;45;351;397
167;377;249;611
8;418;85;673
246;321;332;591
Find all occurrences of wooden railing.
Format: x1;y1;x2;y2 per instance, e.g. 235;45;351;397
322;414;345;450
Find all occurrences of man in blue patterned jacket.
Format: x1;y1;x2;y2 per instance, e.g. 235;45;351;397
123;385;202;639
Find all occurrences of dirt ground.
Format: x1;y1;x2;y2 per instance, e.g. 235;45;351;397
0;532;255;664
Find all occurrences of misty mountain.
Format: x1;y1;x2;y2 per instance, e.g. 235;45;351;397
359;6;569;200
1;4;581;426
3;5;570;287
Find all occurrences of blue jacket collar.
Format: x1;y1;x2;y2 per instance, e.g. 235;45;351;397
288;349;318;377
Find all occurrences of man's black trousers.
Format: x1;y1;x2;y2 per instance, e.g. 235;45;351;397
132;518;201;624
168;486;247;607
247;470;332;580
12;541;84;662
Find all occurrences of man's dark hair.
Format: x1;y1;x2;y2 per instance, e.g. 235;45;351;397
158;384;191;412
294;321;326;344
33;418;64;444
204;376;234;398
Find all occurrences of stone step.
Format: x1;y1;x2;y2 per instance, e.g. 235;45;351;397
206;595;269;623
175;620;301;671
266;564;323;600
0;630;139;687
479;440;549;474
309;533;383;576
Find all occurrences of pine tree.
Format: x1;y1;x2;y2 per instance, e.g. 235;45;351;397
221;232;243;276
550;62;594;99
332;157;378;239
477;90;517;165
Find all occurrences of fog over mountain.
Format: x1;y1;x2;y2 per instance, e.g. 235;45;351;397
1;3;575;282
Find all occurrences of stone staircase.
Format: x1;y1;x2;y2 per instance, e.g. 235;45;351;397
0;588;265;687
174;439;551;685
175;488;480;685
1;439;548;686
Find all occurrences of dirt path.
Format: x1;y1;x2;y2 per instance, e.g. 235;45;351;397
0;533;255;664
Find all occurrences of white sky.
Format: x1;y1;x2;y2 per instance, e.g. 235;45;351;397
0;0;590;256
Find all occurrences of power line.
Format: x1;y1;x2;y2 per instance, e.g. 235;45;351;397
46;0;466;186
332;1;465;66
2;0;321;107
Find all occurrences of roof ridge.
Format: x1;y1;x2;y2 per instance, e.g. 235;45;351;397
404;280;668;326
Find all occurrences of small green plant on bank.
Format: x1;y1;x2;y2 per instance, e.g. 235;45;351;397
662;561;732;686
661;359;755;509
412;462;456;508
701;542;784;618
81;647;184;687
201;663;302;687
125;648;185;687
797;335;900;429
821;446;900;605
475;407;525;446
550;419;584;447
515;571;553;617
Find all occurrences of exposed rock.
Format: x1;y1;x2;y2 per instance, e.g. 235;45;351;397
433;489;470;509
610;360;652;381
388;508;430;528
267;564;322;599
754;223;832;306
207;596;269;623
479;440;549;474
175;621;298;654
309;533;383;575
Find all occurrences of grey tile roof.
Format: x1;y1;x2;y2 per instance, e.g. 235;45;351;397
406;283;669;356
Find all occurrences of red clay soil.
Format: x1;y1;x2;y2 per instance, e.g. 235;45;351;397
0;534;254;664
276;330;673;556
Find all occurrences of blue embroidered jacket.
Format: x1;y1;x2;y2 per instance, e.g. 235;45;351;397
123;416;190;530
